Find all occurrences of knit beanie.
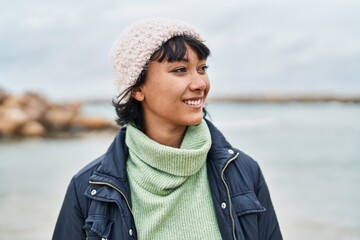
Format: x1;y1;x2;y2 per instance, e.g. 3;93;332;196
110;18;204;99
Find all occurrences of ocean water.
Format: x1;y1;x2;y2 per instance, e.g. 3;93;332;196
0;102;359;240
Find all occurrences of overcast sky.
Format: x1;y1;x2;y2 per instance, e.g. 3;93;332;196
1;0;359;100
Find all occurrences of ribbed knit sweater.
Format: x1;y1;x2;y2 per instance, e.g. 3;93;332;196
125;120;222;240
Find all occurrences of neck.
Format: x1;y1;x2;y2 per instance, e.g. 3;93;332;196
143;123;187;148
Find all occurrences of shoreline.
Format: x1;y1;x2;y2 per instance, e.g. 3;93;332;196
83;94;360;104
207;94;360;103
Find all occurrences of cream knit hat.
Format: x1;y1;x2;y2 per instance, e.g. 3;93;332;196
110;18;204;98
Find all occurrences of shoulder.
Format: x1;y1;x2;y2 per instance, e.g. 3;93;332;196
217;149;262;199
205;118;261;175
234;149;261;176
67;155;104;199
54;156;104;222
206;119;261;187
73;154;104;182
72;128;127;184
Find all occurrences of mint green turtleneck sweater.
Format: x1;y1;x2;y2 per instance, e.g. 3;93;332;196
125;120;222;240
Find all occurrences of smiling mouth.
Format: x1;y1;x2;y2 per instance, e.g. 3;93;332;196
183;98;203;106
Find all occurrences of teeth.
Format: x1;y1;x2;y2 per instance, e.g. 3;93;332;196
184;99;202;106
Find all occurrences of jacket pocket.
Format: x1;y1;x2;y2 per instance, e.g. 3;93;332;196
231;191;266;216
83;215;114;240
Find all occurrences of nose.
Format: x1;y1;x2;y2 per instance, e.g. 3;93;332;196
189;72;208;91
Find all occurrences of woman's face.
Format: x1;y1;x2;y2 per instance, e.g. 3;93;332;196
132;46;210;132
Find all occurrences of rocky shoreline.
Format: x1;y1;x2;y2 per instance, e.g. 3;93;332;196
0;90;118;139
2;88;359;140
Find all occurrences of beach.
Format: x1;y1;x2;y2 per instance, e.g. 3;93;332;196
0;102;359;239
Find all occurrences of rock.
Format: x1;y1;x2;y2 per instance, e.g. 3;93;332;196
0;88;117;138
23;96;49;121
2;95;29;108
0;119;19;135
0;107;29;135
0;89;8;104
1;106;29;124
44;106;77;130
19;121;46;137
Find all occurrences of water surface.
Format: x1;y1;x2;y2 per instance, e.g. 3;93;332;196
0;102;359;239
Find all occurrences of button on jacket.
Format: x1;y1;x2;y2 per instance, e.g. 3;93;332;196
53;120;282;240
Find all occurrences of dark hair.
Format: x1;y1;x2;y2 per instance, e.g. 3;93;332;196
112;35;211;130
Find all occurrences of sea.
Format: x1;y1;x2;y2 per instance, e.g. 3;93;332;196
0;102;359;240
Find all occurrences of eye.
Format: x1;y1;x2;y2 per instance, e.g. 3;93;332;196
172;67;187;73
199;65;209;73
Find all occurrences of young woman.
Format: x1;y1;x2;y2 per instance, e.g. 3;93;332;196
53;18;282;240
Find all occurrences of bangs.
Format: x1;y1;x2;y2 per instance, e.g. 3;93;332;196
150;35;210;63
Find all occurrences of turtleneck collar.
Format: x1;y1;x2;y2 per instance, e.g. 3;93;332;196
125;119;212;177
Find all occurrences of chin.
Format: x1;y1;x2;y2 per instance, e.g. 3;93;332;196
186;116;203;126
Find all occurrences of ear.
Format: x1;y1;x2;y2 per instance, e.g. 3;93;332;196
131;87;145;101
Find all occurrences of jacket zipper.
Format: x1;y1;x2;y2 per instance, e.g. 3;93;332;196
221;152;239;240
89;181;134;215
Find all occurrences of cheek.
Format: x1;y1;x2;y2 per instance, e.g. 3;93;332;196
204;76;211;93
143;80;178;105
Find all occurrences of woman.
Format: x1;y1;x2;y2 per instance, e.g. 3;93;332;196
53;18;282;240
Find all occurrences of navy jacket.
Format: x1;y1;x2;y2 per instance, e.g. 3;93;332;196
53;120;282;240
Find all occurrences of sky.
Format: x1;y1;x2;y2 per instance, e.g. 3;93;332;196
0;0;359;101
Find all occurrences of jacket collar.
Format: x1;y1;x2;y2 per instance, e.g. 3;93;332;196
89;119;237;190
205;119;237;167
88;128;129;192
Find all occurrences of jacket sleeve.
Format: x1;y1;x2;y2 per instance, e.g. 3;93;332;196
52;177;86;240
255;162;283;240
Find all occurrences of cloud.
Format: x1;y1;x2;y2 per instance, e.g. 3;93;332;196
0;0;359;100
